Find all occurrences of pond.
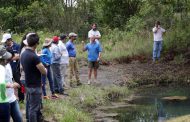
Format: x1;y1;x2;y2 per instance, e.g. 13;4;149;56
106;86;190;122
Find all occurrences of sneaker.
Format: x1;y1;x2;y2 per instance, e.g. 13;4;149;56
87;80;91;85
43;96;50;100
52;94;59;98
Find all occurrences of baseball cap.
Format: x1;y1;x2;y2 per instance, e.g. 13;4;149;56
68;32;77;37
52;36;59;43
1;33;11;43
60;34;67;40
0;45;12;60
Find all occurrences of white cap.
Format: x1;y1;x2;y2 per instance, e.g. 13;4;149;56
1;33;11;43
23;39;28;46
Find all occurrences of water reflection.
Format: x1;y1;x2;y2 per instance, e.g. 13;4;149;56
115;96;190;122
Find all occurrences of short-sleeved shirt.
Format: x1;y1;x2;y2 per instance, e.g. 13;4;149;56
6;42;20;72
84;41;102;61
66;40;76;57
20;49;41;88
88;29;101;44
152;27;166;41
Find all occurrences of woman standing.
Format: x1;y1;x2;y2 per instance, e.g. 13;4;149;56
41;38;59;99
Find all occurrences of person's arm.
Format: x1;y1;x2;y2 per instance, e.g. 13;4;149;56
34;55;47;75
53;47;62;60
152;27;158;33
12;44;20;61
36;63;47;75
82;42;87;52
40;49;47;65
94;31;101;39
6;82;20;88
97;44;102;61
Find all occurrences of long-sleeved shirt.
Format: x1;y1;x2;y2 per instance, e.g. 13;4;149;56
41;48;52;66
58;41;69;64
50;43;62;64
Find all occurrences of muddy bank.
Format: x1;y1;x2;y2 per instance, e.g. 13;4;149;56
78;59;190;87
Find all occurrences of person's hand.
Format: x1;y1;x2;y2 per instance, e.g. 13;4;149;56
13;82;20;88
97;57;100;61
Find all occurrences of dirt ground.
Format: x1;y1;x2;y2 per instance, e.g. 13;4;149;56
77;60;190;87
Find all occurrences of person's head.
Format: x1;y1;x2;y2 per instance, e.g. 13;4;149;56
69;32;77;41
0;45;12;66
91;23;97;31
52;36;59;44
1;33;13;47
20;33;29;53
43;38;52;48
155;21;161;27
60;34;67;43
26;33;40;49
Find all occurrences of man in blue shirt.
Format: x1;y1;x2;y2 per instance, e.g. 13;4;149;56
83;36;102;84
66;33;81;86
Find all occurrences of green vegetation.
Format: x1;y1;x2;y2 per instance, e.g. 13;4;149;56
1;0;189;61
19;85;129;121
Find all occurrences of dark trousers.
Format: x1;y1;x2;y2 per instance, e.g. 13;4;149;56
13;71;24;102
10;100;23;122
41;65;55;96
26;87;42;122
51;64;64;93
0;102;10;122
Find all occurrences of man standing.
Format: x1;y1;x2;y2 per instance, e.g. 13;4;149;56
83;37;102;84
152;21;166;62
88;23;101;44
66;33;82;86
51;36;65;94
1;33;24;102
21;33;47;122
58;34;69;88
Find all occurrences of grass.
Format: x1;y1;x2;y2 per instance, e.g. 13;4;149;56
43;99;93;122
19;85;130;122
68;85;129;108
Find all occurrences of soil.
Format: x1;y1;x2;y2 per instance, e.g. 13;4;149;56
78;59;190;87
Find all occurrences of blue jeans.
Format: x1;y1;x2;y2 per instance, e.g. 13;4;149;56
26;87;42;122
10;100;22;122
41;66;55;96
51;63;64;93
153;41;162;61
0;102;10;122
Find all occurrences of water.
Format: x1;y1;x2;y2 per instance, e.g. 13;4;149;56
108;87;190;122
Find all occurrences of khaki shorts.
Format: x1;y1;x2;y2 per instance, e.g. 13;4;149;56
88;61;99;69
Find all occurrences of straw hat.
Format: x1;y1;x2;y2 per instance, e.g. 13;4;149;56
43;38;52;47
0;45;12;59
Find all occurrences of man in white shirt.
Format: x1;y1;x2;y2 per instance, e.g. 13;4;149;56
88;23;101;44
58;34;69;88
152;21;166;62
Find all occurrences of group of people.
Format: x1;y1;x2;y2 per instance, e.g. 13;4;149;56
0;23;102;122
0;21;165;122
